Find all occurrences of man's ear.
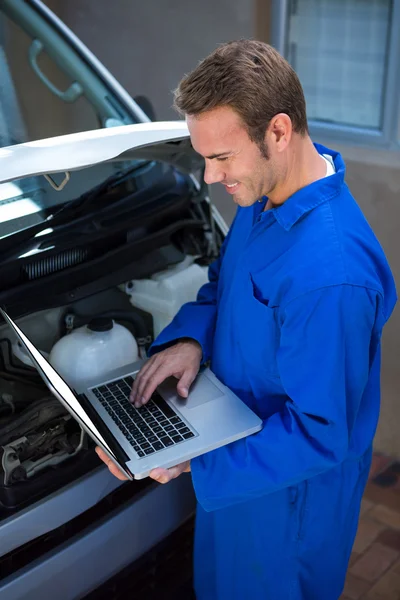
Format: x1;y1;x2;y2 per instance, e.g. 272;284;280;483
266;113;292;152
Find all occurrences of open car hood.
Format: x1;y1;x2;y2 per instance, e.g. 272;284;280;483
0;121;203;183
0;121;215;315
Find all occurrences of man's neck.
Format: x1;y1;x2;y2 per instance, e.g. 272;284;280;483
265;137;327;210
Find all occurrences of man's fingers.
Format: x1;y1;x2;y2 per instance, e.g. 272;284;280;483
149;467;172;484
149;467;181;484
133;362;197;406
149;461;190;484
95;447;129;481
132;360;169;407
130;341;202;407
177;368;197;398
133;359;161;404
130;358;155;403
95;446;108;462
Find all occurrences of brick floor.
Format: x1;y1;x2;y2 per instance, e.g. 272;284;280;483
340;453;400;600
350;543;399;583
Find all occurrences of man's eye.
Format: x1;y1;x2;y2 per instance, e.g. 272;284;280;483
217;157;228;162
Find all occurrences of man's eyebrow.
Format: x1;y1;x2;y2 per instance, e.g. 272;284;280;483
205;152;231;159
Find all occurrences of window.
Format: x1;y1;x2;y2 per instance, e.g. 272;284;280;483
0;4;140;238
398;102;400;141
270;0;400;149
0;11;101;233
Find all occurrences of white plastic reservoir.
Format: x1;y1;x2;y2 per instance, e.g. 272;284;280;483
125;257;209;338
49;318;139;388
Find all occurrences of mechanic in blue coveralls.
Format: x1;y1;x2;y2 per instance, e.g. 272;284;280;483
97;40;397;599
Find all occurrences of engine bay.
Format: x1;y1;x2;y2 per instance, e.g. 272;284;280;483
0;252;210;514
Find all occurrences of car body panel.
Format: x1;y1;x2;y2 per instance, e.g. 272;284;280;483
0;473;195;600
0;121;204;184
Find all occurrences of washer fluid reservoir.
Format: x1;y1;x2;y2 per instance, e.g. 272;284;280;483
49;317;138;388
126;258;209;338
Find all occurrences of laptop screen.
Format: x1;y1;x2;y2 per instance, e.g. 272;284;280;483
0;307;133;480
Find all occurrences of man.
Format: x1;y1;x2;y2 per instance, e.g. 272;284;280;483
97;40;397;599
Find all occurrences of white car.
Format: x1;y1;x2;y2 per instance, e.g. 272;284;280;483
0;1;227;599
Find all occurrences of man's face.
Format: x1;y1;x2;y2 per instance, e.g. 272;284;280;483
187;106;278;207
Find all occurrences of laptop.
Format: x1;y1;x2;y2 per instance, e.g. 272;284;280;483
0;308;263;480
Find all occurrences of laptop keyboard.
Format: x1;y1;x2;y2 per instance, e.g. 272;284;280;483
91;376;196;458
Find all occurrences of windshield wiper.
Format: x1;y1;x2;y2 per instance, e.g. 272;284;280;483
0;161;153;258
47;160;153;223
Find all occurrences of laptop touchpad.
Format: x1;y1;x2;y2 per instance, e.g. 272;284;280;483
162;374;224;409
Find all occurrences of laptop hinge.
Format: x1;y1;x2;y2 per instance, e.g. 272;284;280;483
76;392;130;465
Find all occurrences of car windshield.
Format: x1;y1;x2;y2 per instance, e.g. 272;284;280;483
0;6;140;239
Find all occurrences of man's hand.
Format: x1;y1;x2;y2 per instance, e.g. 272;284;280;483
95;447;190;483
145;461;191;484
130;338;202;407
95;447;128;481
94;340;200;483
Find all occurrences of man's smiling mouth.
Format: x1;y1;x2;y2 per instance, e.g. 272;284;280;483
223;182;240;194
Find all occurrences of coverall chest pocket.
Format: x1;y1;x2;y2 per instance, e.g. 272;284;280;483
239;273;281;379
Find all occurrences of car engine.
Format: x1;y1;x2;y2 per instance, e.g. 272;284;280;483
0;340;86;487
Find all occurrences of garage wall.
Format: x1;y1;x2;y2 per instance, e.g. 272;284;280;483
339;152;400;459
57;1;254;121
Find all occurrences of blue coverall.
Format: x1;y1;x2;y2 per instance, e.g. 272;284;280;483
150;145;397;599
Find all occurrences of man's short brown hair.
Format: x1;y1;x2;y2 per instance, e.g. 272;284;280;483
174;39;308;152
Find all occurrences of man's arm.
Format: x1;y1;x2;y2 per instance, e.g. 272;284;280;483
130;214;237;405
147;245;223;365
190;284;383;511
148;209;238;363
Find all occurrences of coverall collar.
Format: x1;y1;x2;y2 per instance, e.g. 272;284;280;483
263;144;346;232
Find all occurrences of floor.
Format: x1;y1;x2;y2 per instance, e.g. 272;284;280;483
340;454;400;600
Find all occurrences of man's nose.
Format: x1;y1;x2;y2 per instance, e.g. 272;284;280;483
204;161;225;185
